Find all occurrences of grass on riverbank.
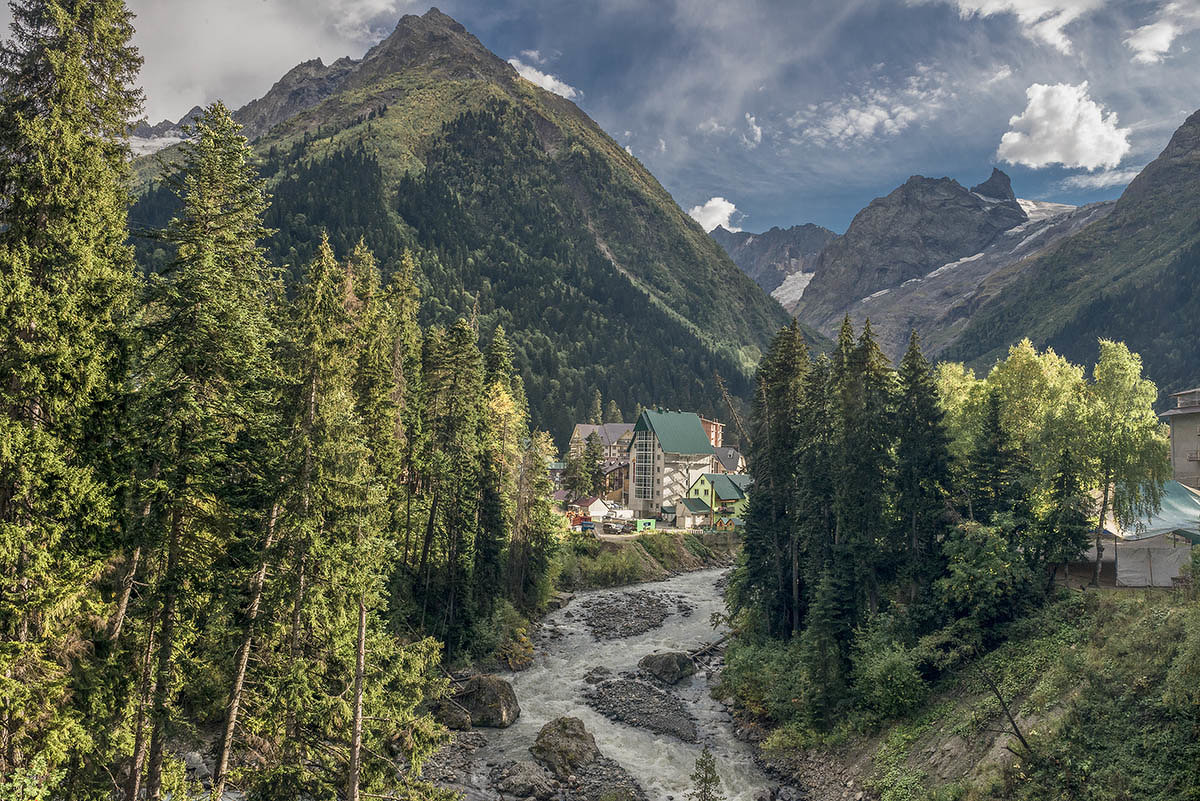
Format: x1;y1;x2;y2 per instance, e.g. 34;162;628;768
553;530;737;591
461;531;738;671
726;585;1200;801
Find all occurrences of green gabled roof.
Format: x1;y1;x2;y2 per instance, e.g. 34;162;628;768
703;473;746;501
679;496;711;513
633;410;714;455
726;474;753;493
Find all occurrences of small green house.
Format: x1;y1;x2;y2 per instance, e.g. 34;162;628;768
687;473;752;519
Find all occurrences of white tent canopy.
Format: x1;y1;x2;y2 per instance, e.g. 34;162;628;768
1103;480;1200;587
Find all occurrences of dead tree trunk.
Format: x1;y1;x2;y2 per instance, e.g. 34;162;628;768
211;503;280;801
346;595;367;801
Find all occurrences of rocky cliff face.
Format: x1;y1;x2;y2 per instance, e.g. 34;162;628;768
710;223;835;301
793;171;1028;331
943;108;1200;398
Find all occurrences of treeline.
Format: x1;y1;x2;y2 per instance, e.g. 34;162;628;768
0;6;557;799
727;319;1168;728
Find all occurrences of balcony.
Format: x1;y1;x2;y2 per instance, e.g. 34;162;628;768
1188;451;1200;461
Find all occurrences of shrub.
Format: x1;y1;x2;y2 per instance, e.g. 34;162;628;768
852;623;928;720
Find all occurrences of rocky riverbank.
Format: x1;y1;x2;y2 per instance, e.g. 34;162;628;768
426;568;810;801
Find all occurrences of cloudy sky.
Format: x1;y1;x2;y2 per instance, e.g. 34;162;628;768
6;0;1197;232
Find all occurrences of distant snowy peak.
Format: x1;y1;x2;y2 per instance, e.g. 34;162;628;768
1016;198;1077;223
127;106;203;157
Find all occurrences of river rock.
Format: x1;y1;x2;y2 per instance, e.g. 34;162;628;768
638;651;696;684
579;590;676;639
584;678;697;742
491;760;558;800
459;674;521;728
434;698;472;731
530;716;599;778
574;755;648;801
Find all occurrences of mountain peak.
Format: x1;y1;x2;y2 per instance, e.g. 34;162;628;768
970;168;1017;203
354;7;511;88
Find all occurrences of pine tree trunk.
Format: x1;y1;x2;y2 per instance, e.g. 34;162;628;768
1092;478;1111;586
790;530;800;638
126;618;157;801
107;544;140;642
211;503;280;801
285;550;308;743
346;595;367;801
146;501;184;800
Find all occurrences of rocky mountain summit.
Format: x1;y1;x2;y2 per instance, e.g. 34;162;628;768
793;170;1029;331
711;223;835;302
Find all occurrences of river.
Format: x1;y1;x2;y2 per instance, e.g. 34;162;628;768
449;567;776;800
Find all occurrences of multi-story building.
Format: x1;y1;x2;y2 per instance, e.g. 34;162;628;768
627;409;714;518
1162;387;1200;489
568;422;635;460
700;416;724;449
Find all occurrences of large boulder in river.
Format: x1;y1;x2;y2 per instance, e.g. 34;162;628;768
638;651;696;684
433;698;472;731
530;716;599;778
458;674;520;728
491;760;558;800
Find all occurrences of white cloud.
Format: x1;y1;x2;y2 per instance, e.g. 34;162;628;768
997;82;1131;169
688;197;741;232
658;137;667;153
624;144;634;155
1060;167;1143;189
520;49;547;64
789;66;952;147
1125;2;1200;64
742;112;763;147
987;64;1014;83
698;117;729;134
507;58;579;99
934;0;1105;53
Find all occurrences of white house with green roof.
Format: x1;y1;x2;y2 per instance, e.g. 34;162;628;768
627;409;715;518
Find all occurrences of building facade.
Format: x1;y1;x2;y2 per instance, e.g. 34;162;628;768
627;410;715;518
568;423;634;460
687;472;751;519
1162;387;1200;489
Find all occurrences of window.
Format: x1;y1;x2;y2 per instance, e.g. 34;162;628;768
634;431;654;500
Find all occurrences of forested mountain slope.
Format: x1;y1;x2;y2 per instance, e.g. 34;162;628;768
131;8;793;444
943;108;1200;396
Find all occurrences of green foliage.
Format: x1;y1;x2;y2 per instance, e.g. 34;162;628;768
936;522;1034;627
851;622;929;721
688;747;725;801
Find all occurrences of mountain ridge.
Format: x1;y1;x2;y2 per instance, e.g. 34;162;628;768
131;7;796;444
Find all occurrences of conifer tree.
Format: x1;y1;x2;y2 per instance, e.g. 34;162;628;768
133;102;281;801
894;332;953;605
969;389;1023;524
588;389;604;424
1033;449;1092;587
584;432;606;495
833;319;895;619
604;399;623;424
688;746;725;801
0;0;141;786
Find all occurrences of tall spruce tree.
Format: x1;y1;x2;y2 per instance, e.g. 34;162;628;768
894;332;953;609
0;0;141;787
132;102;281;801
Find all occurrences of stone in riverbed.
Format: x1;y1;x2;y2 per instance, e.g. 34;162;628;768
491;760;558;800
458;674;521;728
638;651;696;684
584;678;697;742
530;716;599;778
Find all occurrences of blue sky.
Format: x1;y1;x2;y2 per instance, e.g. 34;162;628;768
7;0;1197;232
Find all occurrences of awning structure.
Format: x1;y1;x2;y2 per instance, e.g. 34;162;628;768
1102;480;1199;587
1104;480;1200;545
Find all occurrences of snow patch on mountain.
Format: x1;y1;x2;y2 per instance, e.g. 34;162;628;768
771;271;816;306
1017;198;1076;223
129;135;183;157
